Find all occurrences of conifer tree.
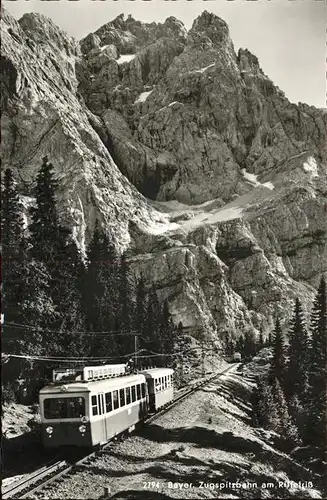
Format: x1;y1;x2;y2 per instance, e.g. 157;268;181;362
250;377;266;427
29;158;88;357
135;276;148;361
288;394;306;439
1;167;57;397
305;276;327;448
223;332;234;356
29;157;67;263
269;318;286;388
54;240;88;357
1;168;27;328
160;299;177;360
1;169;29;390
259;379;279;430
272;378;300;449
116;253;135;355
243;330;256;359
258;331;264;351
287;298;309;399
144;286;161;361
84;222;119;357
235;334;245;356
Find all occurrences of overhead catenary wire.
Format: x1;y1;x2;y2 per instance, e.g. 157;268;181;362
1;349;146;362
1;346;202;363
2;322;141;336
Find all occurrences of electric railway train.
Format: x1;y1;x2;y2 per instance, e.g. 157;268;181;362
39;364;174;447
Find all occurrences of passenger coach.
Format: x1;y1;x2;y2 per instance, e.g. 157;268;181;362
140;367;174;412
39;370;148;447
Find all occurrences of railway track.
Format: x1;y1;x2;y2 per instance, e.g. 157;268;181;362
2;364;238;499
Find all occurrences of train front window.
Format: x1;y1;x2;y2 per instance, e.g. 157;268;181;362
44;397;85;419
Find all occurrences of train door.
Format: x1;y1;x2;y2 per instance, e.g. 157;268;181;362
97;393;107;444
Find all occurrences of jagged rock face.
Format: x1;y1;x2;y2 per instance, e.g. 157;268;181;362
1;8;326;340
1;9;162;254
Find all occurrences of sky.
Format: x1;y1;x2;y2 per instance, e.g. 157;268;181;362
4;0;327;108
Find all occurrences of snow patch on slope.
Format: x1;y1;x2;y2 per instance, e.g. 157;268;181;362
303;156;318;178
178;206;243;231
142;213;180;235
134;89;153;103
146;199;243;235
99;45;110;52
193;63;215;74
116;54;136;65
242;169;274;190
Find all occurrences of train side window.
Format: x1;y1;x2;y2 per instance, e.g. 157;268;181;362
91;395;98;416
112;390;119;410
126;387;131;405
141;383;146;398
136;384;141;400
105;392;112;413
131;386;136;402
119;388;125;407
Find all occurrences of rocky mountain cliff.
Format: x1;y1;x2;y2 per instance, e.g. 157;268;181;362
1;9;326;340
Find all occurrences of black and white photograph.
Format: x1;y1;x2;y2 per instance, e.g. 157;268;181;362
1;0;326;498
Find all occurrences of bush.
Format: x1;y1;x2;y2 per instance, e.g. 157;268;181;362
1;383;17;406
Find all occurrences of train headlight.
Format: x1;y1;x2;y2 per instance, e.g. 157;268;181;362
79;425;86;433
46;426;53;434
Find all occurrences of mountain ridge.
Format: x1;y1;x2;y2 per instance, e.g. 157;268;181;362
1;8;326;340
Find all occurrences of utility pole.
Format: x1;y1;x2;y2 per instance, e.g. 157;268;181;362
210;340;214;373
134;334;138;370
201;340;205;378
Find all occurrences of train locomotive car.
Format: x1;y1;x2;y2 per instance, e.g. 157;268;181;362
39;368;148;447
140;368;174;412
